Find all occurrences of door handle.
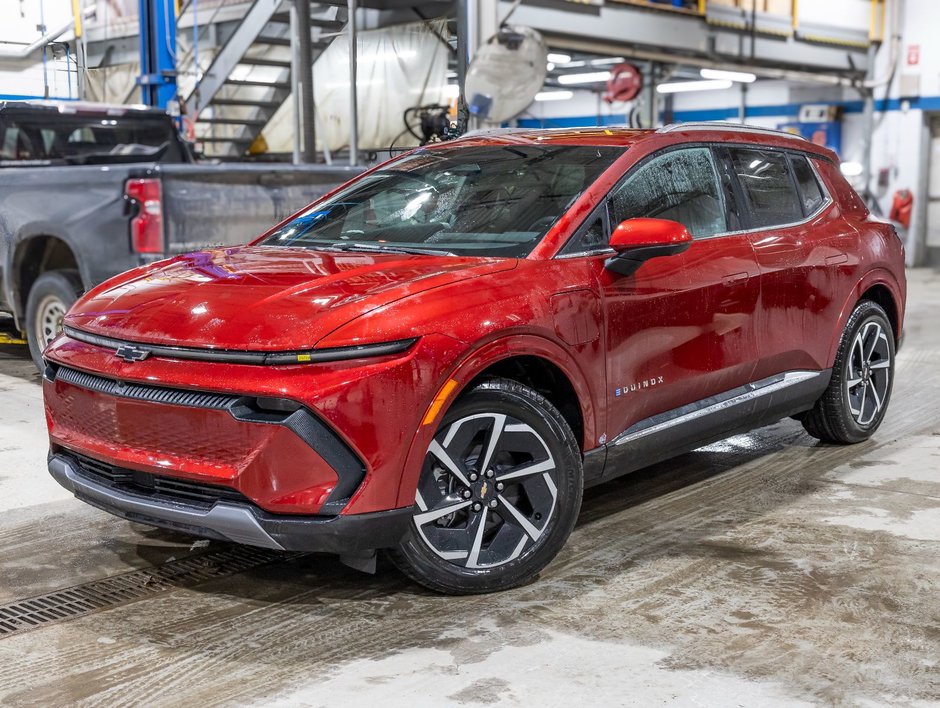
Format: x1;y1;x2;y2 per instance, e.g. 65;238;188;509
722;272;749;286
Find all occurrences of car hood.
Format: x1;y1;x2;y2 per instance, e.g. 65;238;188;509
66;245;516;351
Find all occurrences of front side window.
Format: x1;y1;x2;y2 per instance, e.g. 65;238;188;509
609;147;726;239
261;144;623;258
729;148;803;228
559;209;608;256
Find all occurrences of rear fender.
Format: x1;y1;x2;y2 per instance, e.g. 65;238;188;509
827;268;905;365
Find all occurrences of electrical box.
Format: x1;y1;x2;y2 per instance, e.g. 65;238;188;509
778;118;842;156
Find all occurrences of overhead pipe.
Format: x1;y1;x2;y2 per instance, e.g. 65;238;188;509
347;0;358;166
860;0;904;204
863;0;902;90
296;0;316;163
0;7;95;60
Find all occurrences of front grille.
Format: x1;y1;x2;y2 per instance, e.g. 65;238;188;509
55;366;239;410
69;453;252;509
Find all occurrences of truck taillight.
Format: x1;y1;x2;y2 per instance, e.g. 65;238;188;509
125;178;164;254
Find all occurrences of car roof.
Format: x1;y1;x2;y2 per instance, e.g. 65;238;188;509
449;123;836;161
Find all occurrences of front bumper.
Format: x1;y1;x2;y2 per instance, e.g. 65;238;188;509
49;453;413;553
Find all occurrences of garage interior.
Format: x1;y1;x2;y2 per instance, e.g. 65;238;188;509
0;0;938;705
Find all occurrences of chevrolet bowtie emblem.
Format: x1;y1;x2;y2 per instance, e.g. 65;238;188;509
114;344;150;363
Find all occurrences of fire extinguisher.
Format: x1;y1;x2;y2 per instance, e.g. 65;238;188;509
889;189;913;229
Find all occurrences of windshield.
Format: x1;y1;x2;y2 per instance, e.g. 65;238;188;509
260;144;623;258
0;112;183;166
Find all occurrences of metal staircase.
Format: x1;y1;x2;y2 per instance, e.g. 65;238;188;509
182;0;348;159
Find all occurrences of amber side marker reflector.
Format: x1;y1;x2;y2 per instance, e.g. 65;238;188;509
423;378;459;426
296;353;312;362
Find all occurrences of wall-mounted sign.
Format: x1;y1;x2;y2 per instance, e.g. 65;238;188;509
907;44;920;66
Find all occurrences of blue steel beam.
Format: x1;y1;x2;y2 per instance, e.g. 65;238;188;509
138;0;178;108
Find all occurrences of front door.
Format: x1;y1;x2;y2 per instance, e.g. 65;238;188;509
593;146;762;441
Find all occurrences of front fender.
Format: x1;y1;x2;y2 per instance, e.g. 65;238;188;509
392;332;600;509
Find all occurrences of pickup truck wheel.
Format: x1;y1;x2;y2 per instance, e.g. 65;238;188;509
26;270;83;370
389;378;583;594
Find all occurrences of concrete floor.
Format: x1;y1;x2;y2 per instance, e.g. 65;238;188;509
0;271;938;707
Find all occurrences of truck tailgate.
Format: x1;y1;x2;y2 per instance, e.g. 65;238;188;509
158;163;363;253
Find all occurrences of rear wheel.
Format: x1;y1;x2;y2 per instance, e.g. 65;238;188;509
390;379;583;594
802;300;895;444
25;270;83;371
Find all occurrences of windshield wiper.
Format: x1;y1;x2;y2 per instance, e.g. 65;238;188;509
328;242;456;257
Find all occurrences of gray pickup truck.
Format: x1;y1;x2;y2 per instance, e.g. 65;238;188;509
0;101;360;367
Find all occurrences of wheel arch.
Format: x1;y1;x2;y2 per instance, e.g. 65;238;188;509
10;233;83;328
393;334;600;509
827;269;904;366
858;283;899;342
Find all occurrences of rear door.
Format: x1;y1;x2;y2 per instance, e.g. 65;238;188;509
567;145;761;441
722;147;842;376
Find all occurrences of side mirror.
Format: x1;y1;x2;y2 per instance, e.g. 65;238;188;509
605;218;692;277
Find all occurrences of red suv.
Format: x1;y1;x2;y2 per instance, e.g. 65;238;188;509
43;124;906;594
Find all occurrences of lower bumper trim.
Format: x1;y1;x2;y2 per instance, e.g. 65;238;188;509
49;454;413;554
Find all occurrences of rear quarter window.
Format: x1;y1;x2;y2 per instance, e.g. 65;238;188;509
789;154;826;215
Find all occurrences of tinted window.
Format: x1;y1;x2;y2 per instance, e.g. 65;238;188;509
729;148;802;228
0;112;181;165
610;147;726;239
790;154;825;215
262;145;623;258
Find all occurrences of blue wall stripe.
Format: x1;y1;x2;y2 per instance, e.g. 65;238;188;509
0;94;78;102
518;94;940;129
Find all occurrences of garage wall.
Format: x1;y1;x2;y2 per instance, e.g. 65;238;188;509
0;0;78;100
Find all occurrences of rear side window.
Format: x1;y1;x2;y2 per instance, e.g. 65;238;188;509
789;154;826;216
729;148;803;228
610;147;726;239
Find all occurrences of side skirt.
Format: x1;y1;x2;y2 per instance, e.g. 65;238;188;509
585;369;832;487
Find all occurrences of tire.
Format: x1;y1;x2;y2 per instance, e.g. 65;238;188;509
802;300;895;444
389;378;583;594
25;269;83;371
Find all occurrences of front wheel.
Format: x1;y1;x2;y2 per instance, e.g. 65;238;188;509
802;300;896;444
389;379;583;594
25;270;83;371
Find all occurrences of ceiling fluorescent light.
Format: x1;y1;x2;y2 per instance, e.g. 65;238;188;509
547;52;571;64
590;57;626;66
657;79;733;94
535;90;574;101
557;71;611;85
700;68;757;83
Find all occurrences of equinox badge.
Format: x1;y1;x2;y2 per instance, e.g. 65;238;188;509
114;344;150;363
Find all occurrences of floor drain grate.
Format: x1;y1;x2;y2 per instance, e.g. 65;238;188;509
0;546;293;639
